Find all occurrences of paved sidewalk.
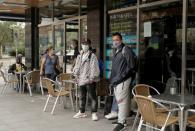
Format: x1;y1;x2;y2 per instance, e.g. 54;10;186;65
0;77;136;131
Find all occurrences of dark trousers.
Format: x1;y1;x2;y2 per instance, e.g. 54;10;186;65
45;73;56;81
80;83;98;113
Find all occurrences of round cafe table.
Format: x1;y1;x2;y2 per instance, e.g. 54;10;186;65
14;71;26;93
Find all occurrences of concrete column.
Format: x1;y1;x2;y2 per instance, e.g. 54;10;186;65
25;7;39;70
87;0;104;59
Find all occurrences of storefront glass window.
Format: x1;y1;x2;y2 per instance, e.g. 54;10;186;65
65;21;79;73
108;0;137;10
106;11;137;79
39;25;53;55
139;1;182;93
54;24;65;68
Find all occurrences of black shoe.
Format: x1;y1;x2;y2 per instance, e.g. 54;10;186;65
108;117;118;120
129;110;136;117
113;123;125;131
111;121;118;124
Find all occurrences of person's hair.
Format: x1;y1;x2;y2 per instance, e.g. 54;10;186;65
46;45;54;53
112;32;122;40
81;38;91;45
87;39;91;45
17;54;22;57
16;56;22;63
72;39;78;46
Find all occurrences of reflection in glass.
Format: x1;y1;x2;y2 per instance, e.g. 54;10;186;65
55;24;65;69
39;26;53;55
65;21;79;73
105;11;137;79
139;2;182;94
107;0;137;10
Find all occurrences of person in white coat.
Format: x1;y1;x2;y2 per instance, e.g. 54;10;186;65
72;38;100;121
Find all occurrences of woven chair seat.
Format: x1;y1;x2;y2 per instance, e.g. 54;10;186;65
8;79;18;83
188;115;195;125
156;113;178;127
50;90;70;97
156;108;168;113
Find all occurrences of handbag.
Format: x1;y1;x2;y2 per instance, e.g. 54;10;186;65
54;67;63;75
96;78;109;96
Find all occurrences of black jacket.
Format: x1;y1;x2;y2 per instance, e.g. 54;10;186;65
8;63;27;74
110;43;135;87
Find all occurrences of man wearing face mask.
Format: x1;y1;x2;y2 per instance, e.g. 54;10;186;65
110;32;136;131
72;38;100;121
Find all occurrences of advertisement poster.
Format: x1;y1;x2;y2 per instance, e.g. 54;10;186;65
144;22;152;37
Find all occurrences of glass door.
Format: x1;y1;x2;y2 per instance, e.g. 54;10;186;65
39;25;53;68
65;20;79;73
54;24;65;71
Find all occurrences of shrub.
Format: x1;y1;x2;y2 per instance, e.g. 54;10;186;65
9;48;25;56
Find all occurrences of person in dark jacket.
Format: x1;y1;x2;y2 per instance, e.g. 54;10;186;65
8;54;27;74
8;54;27;92
110;32;135;131
71;39;80;71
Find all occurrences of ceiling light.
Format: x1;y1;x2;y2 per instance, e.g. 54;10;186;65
2;2;28;8
0;9;11;12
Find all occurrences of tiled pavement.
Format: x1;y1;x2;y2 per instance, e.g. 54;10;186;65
0;78;137;131
0;57;136;131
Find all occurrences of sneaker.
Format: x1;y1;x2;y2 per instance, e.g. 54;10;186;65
73;111;87;119
105;112;118;120
113;123;125;131
92;113;98;121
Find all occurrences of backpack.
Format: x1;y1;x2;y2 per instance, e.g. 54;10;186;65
88;51;104;77
122;45;138;74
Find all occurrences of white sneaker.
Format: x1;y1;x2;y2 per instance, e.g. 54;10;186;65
105;112;118;120
92;113;98;121
73;111;87;119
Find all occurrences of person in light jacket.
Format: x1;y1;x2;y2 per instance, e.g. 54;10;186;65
72;38;100;121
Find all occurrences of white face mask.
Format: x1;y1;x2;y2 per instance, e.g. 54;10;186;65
82;44;89;52
112;41;121;48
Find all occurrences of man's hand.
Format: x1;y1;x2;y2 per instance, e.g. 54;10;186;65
110;83;117;88
40;71;43;76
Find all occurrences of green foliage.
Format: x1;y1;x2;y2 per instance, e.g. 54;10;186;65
8;48;25;56
0;21;25;58
0;22;13;45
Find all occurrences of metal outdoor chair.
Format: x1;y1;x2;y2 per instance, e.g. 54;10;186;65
131;84;164;131
135;95;179;131
132;84;160;96
0;69;18;94
56;73;74;111
43;78;70;115
23;70;43;96
184;109;195;130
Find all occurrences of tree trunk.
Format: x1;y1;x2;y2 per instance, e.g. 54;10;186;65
0;44;2;59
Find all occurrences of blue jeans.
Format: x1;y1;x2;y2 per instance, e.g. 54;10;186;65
111;94;118;112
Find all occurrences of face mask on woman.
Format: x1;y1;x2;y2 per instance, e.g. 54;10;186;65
82;44;89;52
